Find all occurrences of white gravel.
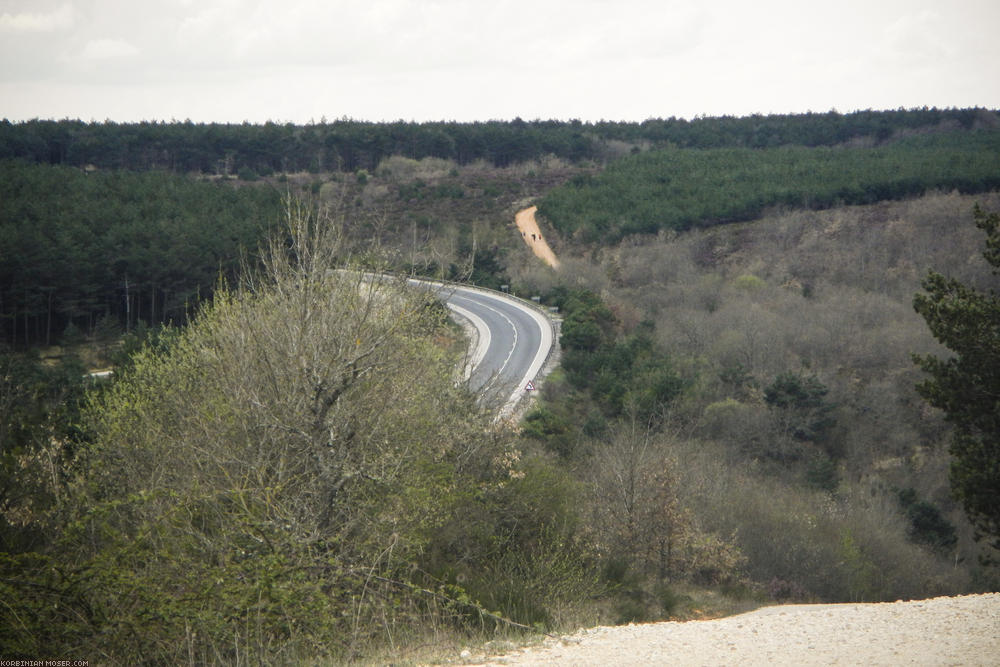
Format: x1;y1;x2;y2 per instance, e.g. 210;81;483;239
471;594;1000;666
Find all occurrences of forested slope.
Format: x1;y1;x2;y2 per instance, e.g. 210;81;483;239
537;130;1000;242
0;162;281;346
511;191;1000;613
4;108;996;347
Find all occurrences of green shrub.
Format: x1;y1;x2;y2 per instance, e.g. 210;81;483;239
897;488;958;552
522;407;575;457
237;166;258;181
733;274;766;290
806;455;839;492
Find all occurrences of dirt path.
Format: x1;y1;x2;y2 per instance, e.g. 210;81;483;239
515;206;560;269
470;594;1000;665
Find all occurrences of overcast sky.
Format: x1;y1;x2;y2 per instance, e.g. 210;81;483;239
2;0;998;124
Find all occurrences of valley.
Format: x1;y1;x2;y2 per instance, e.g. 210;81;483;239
1;111;998;663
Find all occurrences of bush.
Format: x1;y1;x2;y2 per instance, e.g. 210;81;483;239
733;274;765;290
806;455;839;492
897;488;958;552
237;166;258;181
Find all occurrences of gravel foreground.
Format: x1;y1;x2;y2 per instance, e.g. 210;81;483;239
467;594;1000;666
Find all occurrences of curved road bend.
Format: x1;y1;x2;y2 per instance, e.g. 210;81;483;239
407;279;553;418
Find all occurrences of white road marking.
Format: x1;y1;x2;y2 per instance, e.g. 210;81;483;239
407;277;554;418
459;295;518;397
445;301;490;381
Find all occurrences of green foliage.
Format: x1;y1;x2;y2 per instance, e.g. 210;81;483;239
0;206;599;661
434;182;465;199
398;178;428;200
0;348;87;551
805;455;839;492
538;130;1000;242
733;274;766;290
764;372;836;445
1;109;991;173
2;494;361;662
913;205;1000;557
6;110;999;654
422;455;599;629
562;316;605;352
613;589;651;624
0;161;281;346
107;322;178;377
550;290;686;423
517;192;996;604
462;245;510;290
764;372;828;410
838;529;880;602
718;363;755;398
395;178;463;202
677;443;969;603
897;488;958;552
521;407;575;457
655;583;686;617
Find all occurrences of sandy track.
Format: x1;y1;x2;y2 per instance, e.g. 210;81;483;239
472;594;1000;666
515;206;560;269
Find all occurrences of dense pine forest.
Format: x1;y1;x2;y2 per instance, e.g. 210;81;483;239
2;107;993;172
0;163;281;346
2;108;999;663
538;129;1000;242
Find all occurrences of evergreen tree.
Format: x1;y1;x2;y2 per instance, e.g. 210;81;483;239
913;205;1000;558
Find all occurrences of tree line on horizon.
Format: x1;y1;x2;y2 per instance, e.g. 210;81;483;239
1;107;994;174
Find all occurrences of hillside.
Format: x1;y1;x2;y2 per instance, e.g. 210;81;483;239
509;190;1000;608
537;129;1000;242
2;109;999;662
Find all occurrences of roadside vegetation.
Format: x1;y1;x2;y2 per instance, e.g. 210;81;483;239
1;203;598;663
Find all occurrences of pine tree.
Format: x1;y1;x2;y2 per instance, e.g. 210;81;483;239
913;205;1000;558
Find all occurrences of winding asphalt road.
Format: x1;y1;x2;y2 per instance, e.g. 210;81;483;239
407;279;553;418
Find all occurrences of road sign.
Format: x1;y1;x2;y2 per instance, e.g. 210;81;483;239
525;380;535;391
